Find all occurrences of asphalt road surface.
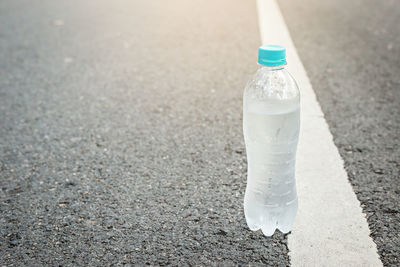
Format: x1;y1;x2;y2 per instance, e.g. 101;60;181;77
277;0;400;265
0;0;399;266
1;0;288;265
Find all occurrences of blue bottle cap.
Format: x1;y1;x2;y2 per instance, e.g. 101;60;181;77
258;45;286;66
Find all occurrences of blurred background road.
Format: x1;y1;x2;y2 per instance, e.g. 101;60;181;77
0;0;398;265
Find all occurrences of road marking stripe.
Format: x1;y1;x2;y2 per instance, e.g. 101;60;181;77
256;0;382;266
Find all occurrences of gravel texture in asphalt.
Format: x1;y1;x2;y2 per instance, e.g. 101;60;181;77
277;0;400;265
0;0;292;265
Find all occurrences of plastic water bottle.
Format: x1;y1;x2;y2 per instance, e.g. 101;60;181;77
243;45;300;236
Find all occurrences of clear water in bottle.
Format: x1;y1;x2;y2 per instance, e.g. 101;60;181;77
243;45;300;236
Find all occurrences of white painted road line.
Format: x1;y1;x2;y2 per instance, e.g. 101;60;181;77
256;0;382;266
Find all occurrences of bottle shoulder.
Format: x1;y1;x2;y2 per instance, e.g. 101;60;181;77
244;67;300;101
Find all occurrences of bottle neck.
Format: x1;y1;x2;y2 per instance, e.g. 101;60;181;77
259;64;286;71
